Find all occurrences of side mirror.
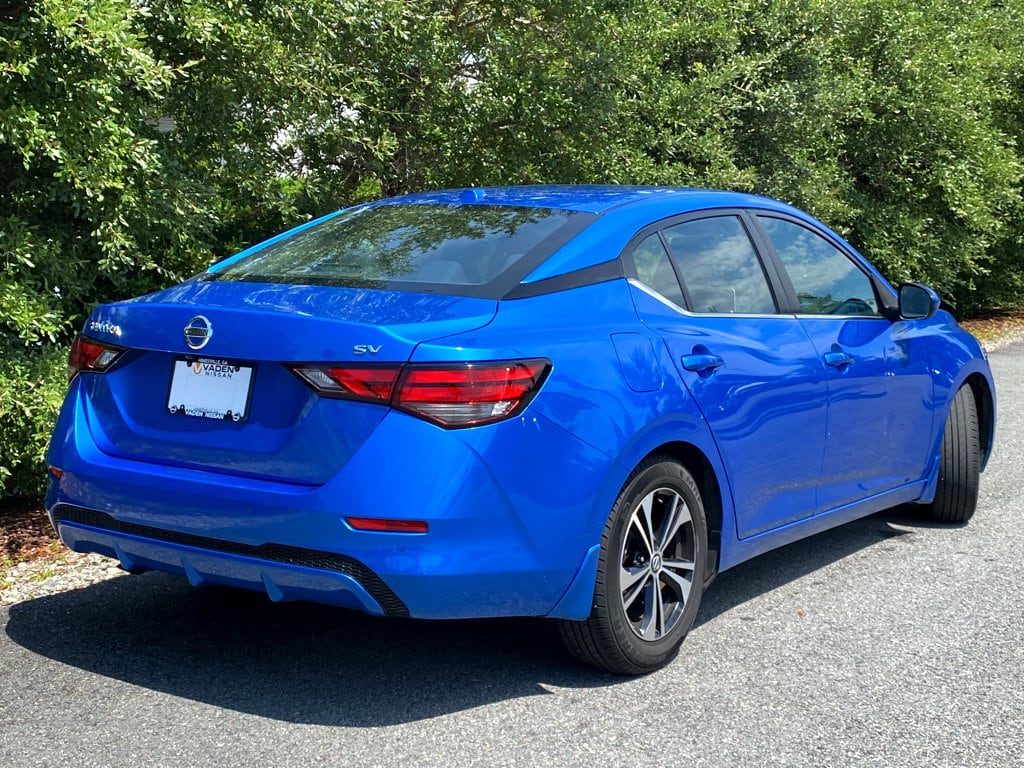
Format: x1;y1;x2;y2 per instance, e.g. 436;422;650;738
898;282;941;320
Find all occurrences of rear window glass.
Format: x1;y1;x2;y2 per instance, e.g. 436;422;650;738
206;204;584;296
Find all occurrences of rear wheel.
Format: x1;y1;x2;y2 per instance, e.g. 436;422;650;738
559;456;707;675
921;385;981;523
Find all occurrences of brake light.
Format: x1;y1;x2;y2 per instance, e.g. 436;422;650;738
292;359;550;428
68;335;124;381
396;361;549;426
292;365;401;403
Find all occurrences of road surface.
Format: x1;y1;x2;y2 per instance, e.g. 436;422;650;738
2;343;1022;766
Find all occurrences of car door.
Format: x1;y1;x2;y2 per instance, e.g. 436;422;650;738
625;213;831;539
752;214;936;513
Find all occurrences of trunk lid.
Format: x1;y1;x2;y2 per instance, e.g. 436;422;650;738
77;280;497;485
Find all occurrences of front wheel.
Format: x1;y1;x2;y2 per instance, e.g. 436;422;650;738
921;385;981;523
559;456;708;675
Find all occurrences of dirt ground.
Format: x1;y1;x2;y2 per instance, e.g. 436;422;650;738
960;308;1024;343
0;497;59;562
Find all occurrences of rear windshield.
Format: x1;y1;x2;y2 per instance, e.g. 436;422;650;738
205;203;592;298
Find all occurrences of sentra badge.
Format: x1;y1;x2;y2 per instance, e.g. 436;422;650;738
88;320;122;337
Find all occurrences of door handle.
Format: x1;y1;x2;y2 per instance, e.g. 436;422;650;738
824;351;854;369
681;353;725;374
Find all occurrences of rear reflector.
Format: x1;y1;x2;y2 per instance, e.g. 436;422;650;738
292;359;550;428
345;517;429;533
68;335;124;381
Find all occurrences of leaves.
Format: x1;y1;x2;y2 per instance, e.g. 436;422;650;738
2;0;1024;494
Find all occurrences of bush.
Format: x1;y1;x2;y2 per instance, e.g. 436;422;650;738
2;0;1023;497
634;0;1024;314
0;345;66;497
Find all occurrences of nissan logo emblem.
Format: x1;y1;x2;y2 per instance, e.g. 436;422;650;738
183;315;213;350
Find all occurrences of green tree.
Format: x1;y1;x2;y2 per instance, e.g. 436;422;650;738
2;0;1023;496
635;0;1024;312
2;0;178;492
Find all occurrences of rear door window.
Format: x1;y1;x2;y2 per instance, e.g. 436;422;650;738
631;233;687;307
662;216;778;314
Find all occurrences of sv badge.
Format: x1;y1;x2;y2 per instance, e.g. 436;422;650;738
353;344;383;356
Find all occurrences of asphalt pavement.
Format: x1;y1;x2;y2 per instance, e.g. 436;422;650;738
2;344;1023;767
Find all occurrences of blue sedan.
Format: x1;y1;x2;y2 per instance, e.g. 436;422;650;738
46;186;995;674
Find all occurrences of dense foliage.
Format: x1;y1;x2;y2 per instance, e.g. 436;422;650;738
2;0;1022;495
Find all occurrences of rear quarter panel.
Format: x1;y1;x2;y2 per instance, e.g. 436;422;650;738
411;279;734;559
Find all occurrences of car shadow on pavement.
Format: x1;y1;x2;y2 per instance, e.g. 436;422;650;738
3;506;938;726
693;505;937;628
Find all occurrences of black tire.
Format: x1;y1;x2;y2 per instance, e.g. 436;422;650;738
559;456;707;675
921;385;981;523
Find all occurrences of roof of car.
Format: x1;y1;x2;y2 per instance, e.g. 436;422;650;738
384;185;801;217
211;184;825;288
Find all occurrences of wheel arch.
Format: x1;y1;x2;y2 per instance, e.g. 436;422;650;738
641;441;724;584
964;371;995;470
546;436;730;621
556;445;718;672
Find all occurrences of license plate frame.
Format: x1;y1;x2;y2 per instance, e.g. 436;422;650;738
166;358;255;423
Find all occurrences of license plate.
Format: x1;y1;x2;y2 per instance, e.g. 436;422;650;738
167;358;254;422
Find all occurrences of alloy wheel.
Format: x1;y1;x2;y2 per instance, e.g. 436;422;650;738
618;487;697;641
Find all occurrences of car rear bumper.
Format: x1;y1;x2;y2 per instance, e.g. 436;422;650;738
46;393;613;620
52;505;400;615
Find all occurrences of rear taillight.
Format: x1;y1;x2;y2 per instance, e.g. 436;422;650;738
68;335;124;382
396;362;549;426
292;366;401;403
292;359;550;428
